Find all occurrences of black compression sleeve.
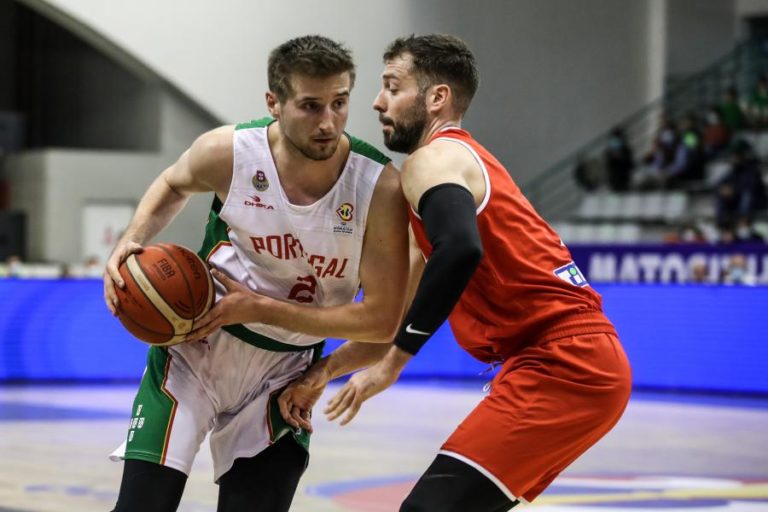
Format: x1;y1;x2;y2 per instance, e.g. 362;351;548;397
393;184;483;355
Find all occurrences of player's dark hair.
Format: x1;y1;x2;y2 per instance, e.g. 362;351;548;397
383;34;479;114
268;35;356;101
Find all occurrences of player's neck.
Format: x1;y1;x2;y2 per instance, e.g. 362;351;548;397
270;129;350;205
417;118;462;150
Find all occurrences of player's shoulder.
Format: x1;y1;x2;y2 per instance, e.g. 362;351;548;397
189;125;235;171
402;139;473;179
346;133;391;166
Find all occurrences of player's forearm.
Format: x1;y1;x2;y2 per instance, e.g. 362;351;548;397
255;298;400;342
314;341;392;382
120;173;191;245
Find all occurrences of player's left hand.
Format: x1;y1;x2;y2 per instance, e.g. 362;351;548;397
183;268;271;341
324;346;411;425
278;360;331;433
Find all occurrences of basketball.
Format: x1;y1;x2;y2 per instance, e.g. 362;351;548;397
115;243;214;346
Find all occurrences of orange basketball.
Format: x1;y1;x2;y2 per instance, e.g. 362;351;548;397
115;243;214;346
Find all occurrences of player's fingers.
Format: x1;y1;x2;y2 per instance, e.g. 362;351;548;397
289;406;308;431
340;398;362;426
326;388;356;421
103;275;120;315
324;385;349;413
294;407;313;433
105;261;125;290
185;312;221;341
125;242;144;255
278;392;298;428
210;269;234;289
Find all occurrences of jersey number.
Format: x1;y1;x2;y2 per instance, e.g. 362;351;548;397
287;275;317;303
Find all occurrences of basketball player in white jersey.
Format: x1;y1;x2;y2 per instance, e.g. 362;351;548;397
102;35;408;512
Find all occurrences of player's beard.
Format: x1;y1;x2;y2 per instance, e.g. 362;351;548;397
381;96;427;155
283;129;340;161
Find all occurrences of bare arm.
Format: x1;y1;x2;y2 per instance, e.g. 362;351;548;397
103;126;233;313
188;163;410;342
278;230;425;430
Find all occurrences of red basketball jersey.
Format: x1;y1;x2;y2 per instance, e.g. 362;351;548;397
408;128;616;362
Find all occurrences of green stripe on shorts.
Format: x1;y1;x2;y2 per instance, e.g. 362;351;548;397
266;343;325;452
124;347;178;465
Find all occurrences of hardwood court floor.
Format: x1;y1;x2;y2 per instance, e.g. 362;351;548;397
0;383;766;512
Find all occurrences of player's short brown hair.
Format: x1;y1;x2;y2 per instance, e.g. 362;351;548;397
384;34;479;114
268;35;356;101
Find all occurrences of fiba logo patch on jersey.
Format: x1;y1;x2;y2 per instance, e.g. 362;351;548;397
336;203;354;222
553;261;589;287
252;170;269;192
333;203;354;235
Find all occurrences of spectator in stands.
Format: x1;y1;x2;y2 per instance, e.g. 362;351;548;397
717;223;738;245
82;255;103;277
748;75;768;130
0;254;22;278
715;139;768;226
735;217;765;244
604;127;634;191
688;261;710;284
667;115;705;185
702;106;730;159
679;221;709;243
573;156;599;191
638;119;679;189
721;253;756;285
719;86;747;133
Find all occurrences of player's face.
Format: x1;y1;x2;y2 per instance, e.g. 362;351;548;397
372;54;427;154
276;72;351;161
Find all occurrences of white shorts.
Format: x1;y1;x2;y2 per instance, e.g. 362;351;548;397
109;329;320;481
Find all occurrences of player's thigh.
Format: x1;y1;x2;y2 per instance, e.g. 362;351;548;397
123;345;216;475
443;333;630;501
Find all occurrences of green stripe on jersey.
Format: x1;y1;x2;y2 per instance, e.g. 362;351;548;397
235;117;274;130
198;196;230;263
123;347;177;465
348;135;390;165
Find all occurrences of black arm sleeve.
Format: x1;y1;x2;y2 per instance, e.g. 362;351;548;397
393;183;484;355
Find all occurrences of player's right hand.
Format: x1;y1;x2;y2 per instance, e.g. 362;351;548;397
103;241;144;316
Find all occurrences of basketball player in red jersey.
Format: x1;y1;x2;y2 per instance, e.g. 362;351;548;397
280;34;632;511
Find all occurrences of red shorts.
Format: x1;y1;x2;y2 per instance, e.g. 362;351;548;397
441;332;631;503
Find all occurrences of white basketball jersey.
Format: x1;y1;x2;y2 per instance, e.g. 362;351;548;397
199;118;390;347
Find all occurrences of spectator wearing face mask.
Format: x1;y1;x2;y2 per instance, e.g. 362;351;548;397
722;253;757;285
638;119;679;189
603;128;635;192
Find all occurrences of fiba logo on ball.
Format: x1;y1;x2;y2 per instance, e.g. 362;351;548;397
114;244;214;346
252;170;269;192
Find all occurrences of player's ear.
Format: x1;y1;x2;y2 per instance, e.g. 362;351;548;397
427;84;451;113
266;91;280;118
